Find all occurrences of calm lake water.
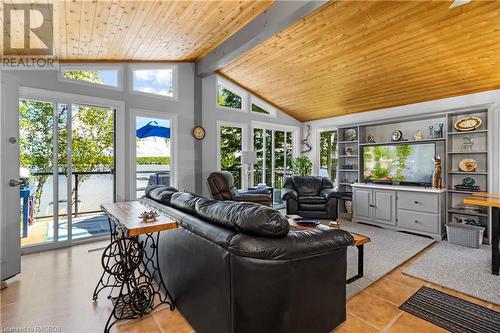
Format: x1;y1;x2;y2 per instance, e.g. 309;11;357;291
32;164;170;217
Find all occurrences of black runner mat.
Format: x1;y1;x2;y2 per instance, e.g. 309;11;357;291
400;286;500;333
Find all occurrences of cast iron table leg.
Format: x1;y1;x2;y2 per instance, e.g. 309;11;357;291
347;244;364;284
492;207;499;275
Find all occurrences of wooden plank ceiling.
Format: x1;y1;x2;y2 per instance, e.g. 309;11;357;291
1;0;273;61
219;1;500;121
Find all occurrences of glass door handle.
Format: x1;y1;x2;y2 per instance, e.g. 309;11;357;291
9;179;22;187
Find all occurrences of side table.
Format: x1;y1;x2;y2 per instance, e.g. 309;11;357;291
92;201;177;333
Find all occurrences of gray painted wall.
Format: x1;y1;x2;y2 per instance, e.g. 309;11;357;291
201;74;302;197
2;64;196;196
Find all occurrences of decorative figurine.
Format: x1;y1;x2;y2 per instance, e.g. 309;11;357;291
460;136;473;152
138;210;160;223
414;130;424;141
345;147;354;156
301;125;312;153
434;123;444;138
432;156;442;189
367;133;376;143
428;125;435;139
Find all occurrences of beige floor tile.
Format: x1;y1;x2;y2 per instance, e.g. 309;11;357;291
152;307;193;333
385;313;448;333
332;313;379;333
117;316;161;333
385;270;426;290
346;292;401;330
365;278;416;306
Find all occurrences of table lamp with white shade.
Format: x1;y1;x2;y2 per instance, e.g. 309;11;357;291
241;150;257;187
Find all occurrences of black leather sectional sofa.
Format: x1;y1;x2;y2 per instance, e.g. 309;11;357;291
141;186;354;333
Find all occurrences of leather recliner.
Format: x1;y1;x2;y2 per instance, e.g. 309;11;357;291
207;171;272;206
282;176;339;219
141;187;354;333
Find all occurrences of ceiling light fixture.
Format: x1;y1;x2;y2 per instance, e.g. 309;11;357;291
449;0;472;9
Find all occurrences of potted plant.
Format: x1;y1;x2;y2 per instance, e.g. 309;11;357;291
291;156;312;176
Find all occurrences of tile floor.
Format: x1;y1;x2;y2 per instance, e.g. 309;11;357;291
1;241;497;333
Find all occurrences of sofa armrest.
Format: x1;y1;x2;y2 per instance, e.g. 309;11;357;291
320;188;339;200
241;188;270;195
233;194;272;204
281;188;298;201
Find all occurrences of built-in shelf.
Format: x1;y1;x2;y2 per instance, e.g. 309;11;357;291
448;189;482;194
448;171;488;175
448;130;487;135
359;138;445;146
338;169;358;172
448;209;488;217
338;155;358;158
339;182;353;186
338;140;358;144
448;151;487;154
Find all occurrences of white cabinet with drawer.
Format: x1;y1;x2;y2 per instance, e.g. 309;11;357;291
352;183;446;240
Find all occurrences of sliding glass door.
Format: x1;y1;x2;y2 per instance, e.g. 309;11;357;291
253;128;294;205
219;125;244;189
19;99;115;249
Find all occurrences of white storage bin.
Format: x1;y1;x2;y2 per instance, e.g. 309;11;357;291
446;223;484;249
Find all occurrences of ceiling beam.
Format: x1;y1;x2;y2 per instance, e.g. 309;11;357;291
195;0;328;78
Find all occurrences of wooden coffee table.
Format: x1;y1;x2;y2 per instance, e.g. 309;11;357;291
287;216;370;284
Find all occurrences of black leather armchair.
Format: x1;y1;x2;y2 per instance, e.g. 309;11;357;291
207;171;272;206
282;176;339;219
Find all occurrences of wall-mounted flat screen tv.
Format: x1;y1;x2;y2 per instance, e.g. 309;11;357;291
363;143;436;185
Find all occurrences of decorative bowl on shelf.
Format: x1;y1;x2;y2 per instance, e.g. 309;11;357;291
458;159;477;172
454;116;482;131
344;129;357;141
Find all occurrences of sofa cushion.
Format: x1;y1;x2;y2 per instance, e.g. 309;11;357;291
293;176;323;196
298;196;327;204
146;185;179;206
195;199;289;238
171;192;203;215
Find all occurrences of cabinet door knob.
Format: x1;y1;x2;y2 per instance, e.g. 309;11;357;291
414;220;419;223
414;201;420;204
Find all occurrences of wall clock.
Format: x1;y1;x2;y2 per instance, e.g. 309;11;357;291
391;130;403;141
192;126;205;140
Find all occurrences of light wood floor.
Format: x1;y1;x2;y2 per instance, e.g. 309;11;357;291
1;241;498;333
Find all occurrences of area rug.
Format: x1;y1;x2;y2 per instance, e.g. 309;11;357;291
339;221;435;299
400;286;500;333
403;241;500;305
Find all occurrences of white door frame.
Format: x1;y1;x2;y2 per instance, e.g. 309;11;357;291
250;121;300;187
129;108;178;199
216;120;248;190
3;87;125;255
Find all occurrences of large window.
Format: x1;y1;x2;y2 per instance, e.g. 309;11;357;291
253;127;294;204
251;96;276;118
59;65;121;89
319;130;338;185
219;125;244;189
131;65;176;99
19;99;115;247
135;115;172;198
217;78;247;111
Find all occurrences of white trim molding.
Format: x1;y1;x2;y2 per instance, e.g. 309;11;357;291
129;64;179;101
58;64;123;91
